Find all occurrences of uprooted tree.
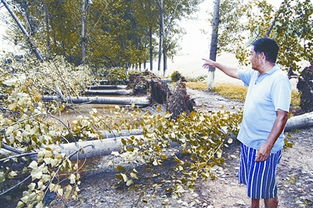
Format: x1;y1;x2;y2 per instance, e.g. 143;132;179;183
297;63;313;113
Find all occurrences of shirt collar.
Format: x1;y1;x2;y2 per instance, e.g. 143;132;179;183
264;64;279;75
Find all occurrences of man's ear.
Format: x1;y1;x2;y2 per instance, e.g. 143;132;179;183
258;52;266;61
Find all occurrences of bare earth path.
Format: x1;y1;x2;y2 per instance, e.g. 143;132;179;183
52;88;313;208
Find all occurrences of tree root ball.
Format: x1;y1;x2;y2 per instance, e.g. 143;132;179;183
297;64;313;113
166;80;195;120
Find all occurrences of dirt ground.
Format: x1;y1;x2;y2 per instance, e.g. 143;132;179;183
49;88;313;208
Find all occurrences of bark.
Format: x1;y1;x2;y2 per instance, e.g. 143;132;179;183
157;0;164;71
81;0;87;64
208;0;221;89
48;135;142;160
88;85;127;90
43;2;51;56
163;47;167;77
101;129;143;138
41;95;150;106
84;89;133;96
149;26;153;71
1;0;44;62
285;112;313;132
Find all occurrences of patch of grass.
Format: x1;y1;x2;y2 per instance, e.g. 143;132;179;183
212;83;247;102
187;82;301;107
186;82;208;90
291;90;300;106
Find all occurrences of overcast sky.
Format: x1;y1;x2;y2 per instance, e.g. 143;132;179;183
0;0;283;82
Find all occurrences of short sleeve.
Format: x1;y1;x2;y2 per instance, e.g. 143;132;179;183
271;77;291;112
237;69;254;86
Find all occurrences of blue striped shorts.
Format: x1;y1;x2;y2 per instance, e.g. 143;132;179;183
239;143;282;199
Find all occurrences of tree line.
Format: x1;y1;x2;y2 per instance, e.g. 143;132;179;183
2;0;203;75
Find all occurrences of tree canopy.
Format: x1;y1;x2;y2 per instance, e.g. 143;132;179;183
4;0;203;71
218;0;312;72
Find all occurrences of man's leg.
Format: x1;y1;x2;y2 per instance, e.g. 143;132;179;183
264;197;278;208
251;199;260;208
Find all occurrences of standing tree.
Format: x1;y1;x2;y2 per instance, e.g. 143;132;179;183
213;0;312;111
157;0;164;72
1;0;44;62
208;0;221;89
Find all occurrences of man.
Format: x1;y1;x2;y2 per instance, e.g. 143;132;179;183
203;38;291;208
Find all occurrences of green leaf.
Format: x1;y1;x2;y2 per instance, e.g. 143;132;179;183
126;179;133;186
116;165;125;172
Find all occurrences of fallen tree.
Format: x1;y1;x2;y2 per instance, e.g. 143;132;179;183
88;85;127;90
48;135;142;160
84;89;132;96
41;95;150;106
55;112;313;159
285;112;313;131
2;112;312;162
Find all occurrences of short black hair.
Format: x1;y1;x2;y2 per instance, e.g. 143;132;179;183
252;38;279;63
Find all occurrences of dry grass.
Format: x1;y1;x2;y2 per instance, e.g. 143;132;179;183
212;83;247;102
187;82;301;106
186;82;208;90
291;91;300;106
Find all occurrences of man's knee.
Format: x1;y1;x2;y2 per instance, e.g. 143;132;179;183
264;197;278;208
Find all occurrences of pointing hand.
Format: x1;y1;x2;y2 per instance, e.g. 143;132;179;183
202;58;216;69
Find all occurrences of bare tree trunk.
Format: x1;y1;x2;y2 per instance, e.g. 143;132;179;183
81;0;87;64
41;95;150;106
163;47;167;77
285;112;313;131
149;26;153;71
1;0;44;62
208;0;220;89
43;2;51;56
157;0;164;72
84;89;133;96
88;85;127;90
49;135;142;160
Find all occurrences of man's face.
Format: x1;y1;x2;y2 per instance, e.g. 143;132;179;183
249;46;260;70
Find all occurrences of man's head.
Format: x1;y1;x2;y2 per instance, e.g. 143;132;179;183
250;38;279;70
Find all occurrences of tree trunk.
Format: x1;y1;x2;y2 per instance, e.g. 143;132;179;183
1;0;44;62
163;47;167;77
49;135;142;160
81;0;87;64
285;112;313;132
208;0;221;89
41;95;150;106
43;2;51;56
84;89;133;96
88;85;127;90
157;0;164;72
149;26;153;71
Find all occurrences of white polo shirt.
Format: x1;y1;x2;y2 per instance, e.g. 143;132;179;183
237;65;291;153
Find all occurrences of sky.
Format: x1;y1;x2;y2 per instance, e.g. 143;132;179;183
0;0;284;84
